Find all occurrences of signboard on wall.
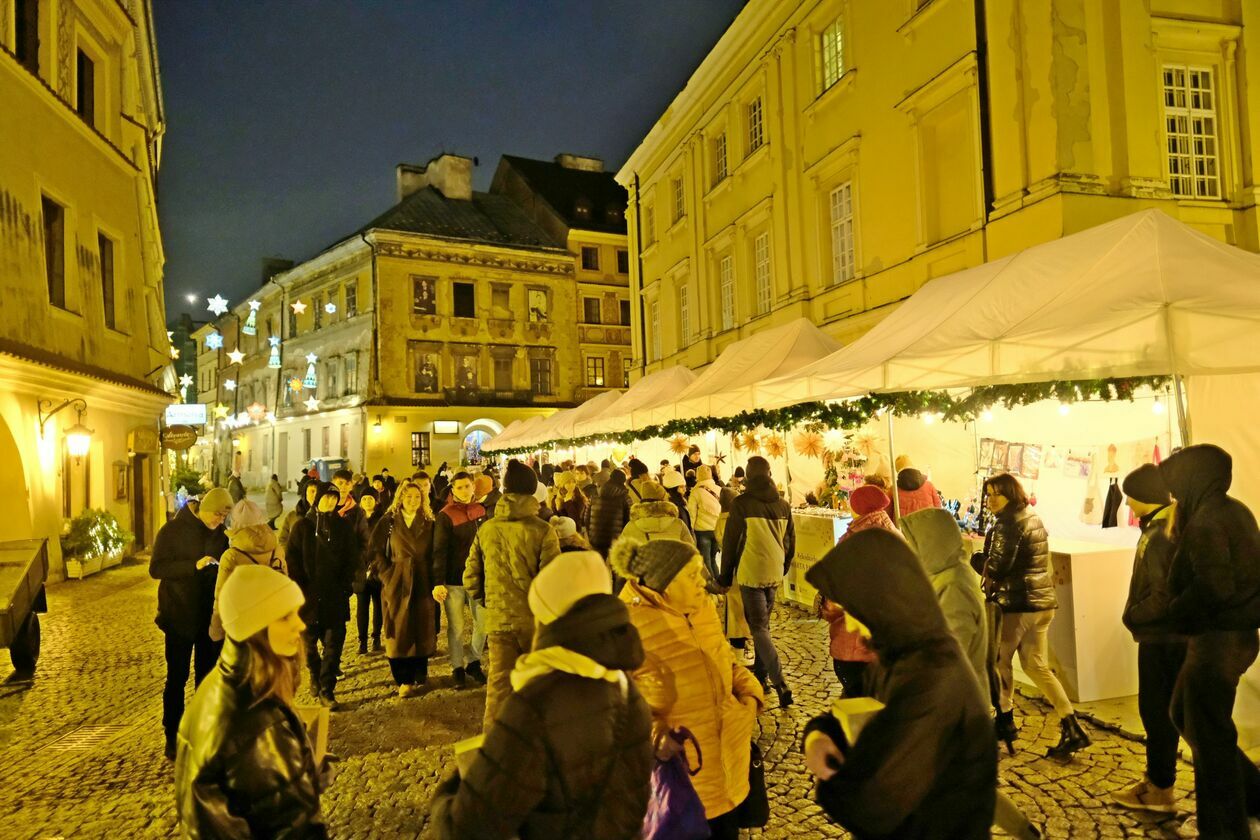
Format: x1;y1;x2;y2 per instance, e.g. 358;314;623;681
162;426;198;451
165;403;207;425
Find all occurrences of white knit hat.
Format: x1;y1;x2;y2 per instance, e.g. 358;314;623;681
229;499;268;531
528;551;611;625
551;516;577;540
219;565;305;642
661;469;685;490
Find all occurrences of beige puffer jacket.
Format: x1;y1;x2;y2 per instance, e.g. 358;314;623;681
687;480;722;533
463;494;561;638
618;501;696;546
211;524;284;641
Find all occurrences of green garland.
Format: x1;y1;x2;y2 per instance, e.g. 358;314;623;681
492;375;1170;456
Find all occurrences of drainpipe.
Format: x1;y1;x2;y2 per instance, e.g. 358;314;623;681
632;172;647;377
360;232;381;472
974;0;996;221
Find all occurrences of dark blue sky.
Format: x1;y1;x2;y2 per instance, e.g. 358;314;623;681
155;0;746;321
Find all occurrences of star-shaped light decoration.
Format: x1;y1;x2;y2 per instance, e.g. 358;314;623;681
207;294;229;316
291;300;307;315
248;300;262;311
170;347;180;359
178;373;193;388
264;411;276;423
227;348;245;365
241;300;261;336
305;353;318;365
166;331;174;341
205;331;223;350
224;379;236;391
268;336;281;347
324;301;337;314
213;403;230;419
246;402;266;421
304;397;320;411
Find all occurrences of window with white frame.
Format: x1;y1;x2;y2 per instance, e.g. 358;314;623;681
719;254;735;331
1162;65;1221;199
643;204;656;247
829;182;856;285
672;177;685;223
753;233;771;314
678;282;691;345
819;16;844;92
746;97;764;156
712;133;728;185
649;299;661;361
586;356;606;387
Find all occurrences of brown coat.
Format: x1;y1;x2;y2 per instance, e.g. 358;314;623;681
372;510;437;660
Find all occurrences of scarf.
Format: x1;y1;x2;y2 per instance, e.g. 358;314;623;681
510;645;628;693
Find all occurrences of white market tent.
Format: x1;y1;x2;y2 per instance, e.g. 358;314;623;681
482;415;545;453
510;389;624;451
751;209;1260;406
575;366;699;438
636;317;843;427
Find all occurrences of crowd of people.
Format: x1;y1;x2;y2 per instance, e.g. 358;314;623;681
150;441;1260;839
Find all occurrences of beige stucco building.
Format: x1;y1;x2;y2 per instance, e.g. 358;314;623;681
618;0;1260;377
0;0;171;576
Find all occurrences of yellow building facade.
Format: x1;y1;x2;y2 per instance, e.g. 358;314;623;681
1;0;171;576
618;0;1260;375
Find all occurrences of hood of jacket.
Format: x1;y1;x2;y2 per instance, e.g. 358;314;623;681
1160;444;1232;517
630;500;679;532
228;523;278;556
535;593;644;672
743;474;781;503
806;528;949;654
496;492;541;520
897;468;927;491
694;478;720;494
899;508;966;576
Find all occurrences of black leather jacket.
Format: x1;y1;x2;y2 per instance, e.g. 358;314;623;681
175;639;327;838
977;506;1055;613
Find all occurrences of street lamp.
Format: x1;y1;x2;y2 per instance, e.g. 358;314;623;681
38;398;94;462
372;414;384;435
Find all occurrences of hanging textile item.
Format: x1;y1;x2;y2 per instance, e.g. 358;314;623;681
1102;478;1123;528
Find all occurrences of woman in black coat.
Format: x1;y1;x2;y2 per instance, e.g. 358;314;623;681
286;483;357;708
975;473;1087;759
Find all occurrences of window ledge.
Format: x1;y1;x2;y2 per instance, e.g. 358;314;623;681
666;216;688;237
103;325;130;339
50;304;83;321
897;0;947;40
804;69;858;123
736;142;771;178
704;175;734;203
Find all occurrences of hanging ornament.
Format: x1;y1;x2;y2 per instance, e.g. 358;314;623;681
302;352;318;389
763;434;786;459
242;300;260;335
224;379;236;391
267;336;282;369
227;348;245;365
290;300;307;315
739;431;760;454
794;430;824;459
212;403;230;419
287;376;304;393
178;373;193;389
304;396;320;411
169;346;180;359
247;402;266;421
205;331;223;350
668;434;690;456
324;301;337;315
823;428;848;452
206;294;229;316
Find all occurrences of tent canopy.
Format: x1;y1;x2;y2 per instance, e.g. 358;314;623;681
482;415;544;453
637;317;843;427
754;210;1260;407
575;365;698;438
511;390;623;450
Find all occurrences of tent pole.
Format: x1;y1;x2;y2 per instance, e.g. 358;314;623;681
1162;303;1192;446
886;411;901;520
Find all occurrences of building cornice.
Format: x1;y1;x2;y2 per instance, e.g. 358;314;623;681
0;340;172;412
372;235;574;276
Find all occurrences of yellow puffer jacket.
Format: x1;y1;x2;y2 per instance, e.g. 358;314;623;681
621;580;764;819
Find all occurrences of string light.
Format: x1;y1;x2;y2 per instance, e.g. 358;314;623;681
1153;397;1166;415
1058;403;1071;416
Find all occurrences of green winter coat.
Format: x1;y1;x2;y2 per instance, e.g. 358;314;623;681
463;494;561;639
899;508;987;689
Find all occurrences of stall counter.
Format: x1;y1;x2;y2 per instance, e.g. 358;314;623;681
784;510;850;608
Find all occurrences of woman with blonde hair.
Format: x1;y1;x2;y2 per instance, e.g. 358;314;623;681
175;565;327;836
551;470;589;530
370;479;438;697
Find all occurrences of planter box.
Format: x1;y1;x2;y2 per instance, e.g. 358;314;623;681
101;551;123;570
65;555;105;581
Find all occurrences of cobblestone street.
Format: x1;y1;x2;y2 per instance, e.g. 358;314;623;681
0;561;1192;838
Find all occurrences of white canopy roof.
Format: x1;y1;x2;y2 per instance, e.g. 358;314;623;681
482;415;544;453
511;390;624;450
753;210;1260;407
637;317;842;426
575;366;699;438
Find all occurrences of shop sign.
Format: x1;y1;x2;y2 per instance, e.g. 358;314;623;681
165;403;207;425
129;426;160;453
162;425;198;451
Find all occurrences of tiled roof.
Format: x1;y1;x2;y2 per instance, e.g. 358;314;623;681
355;186;564;251
499;156;628;235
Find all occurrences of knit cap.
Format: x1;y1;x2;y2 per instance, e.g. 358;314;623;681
635;480;668;502
850;484;890;516
661;469;685;490
552;516;578;540
609;538;698;593
504;459;538;495
229;499;267;532
200;487;234;515
528;550;612;624
695;465;713;483
219;565;305;642
474;474;494;497
1122;463;1172;505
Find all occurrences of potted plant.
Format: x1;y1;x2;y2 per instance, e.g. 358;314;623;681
61;509;134;580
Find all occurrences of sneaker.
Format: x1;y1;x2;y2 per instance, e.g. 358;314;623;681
466;661;487;685
398;684;422;698
1176;816;1197;838
1112;778;1177;814
453;667;466;689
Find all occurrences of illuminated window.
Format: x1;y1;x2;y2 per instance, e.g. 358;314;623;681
712;133;728;185
719;255;735;331
672;178;685;223
753;233;771;315
410;432;431;467
1163;65;1220;199
819;17;844;92
830;182;855;285
746;97;764;156
678;283;691;345
586;356;606;387
649;300;661;361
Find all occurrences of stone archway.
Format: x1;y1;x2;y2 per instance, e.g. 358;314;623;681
0;413;36;542
461;418;505;466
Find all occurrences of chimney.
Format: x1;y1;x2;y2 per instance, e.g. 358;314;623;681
555;153;604;173
396;154;475;202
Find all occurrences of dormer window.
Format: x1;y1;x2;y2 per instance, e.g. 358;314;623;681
574;198;592;218
604;206;623;223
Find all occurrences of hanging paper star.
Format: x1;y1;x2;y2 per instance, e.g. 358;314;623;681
291;300;307;315
794;430;824;459
304;397;320;411
213;403;230;419
763;434;786;459
227;349;245;365
668;434;690;456
287;377;304;393
207;295;229;316
268;335;281;347
205;331;223;350
324;302;337;314
739;432;760;454
224;379;236;391
178;373;193;388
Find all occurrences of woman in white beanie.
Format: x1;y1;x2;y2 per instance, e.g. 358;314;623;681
174;565;327;838
209;500;286;643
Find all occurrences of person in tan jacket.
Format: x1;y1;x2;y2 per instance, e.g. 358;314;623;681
618;481;695;547
210;500;285;643
612;537;764;839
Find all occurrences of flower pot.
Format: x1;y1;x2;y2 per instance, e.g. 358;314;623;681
65;555;105;580
101;551;123;570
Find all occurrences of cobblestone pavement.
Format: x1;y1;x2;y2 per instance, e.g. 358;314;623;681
0;561;1192;838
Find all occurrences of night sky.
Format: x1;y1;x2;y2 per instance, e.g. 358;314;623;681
154;0;747;322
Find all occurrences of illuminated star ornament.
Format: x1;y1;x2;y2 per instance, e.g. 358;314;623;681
205;331;223;350
291;300;307;315
224;379;237;391
213;403;230;419
227;348;245;365
324;301;337;315
242;300;261;336
304;397;320;411
178;374;193;388
207;295;229;316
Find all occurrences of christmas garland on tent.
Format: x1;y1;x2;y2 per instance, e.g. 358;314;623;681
492;375;1170;456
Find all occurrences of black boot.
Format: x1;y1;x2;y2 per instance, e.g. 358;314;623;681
358;640;368;655
995;709;1018;755
466;660;487;685
1046;714;1090;761
453;667;466;688
775;684;794;708
372;636;382;653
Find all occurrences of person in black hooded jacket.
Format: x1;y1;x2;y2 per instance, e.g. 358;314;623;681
286;483;357;709
1160;444;1260;839
802;528;996;839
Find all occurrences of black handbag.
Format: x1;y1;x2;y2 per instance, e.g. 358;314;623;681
735;741;769;828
